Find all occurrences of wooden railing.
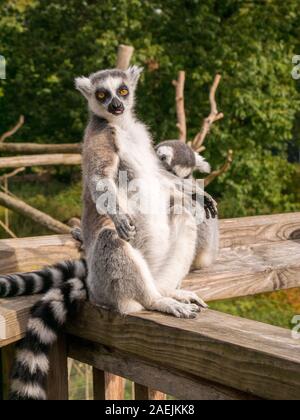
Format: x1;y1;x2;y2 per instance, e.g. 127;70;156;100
1;213;300;400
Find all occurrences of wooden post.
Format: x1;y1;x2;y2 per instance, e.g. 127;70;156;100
0;344;15;400
134;383;166;400
93;368;125;400
46;334;69;400
116;45;134;70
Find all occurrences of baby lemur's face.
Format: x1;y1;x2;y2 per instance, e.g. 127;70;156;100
156;140;211;178
75;66;143;121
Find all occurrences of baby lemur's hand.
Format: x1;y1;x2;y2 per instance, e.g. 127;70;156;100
112;213;136;241
204;193;218;219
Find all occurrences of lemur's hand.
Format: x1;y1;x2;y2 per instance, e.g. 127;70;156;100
204;192;218;219
112;213;136;242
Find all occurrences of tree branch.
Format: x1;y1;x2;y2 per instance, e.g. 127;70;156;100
0;219;17;238
204;149;233;187
116;45;134;70
0;167;25;183
191;75;224;153
172;71;187;142
0;154;81;169
0;115;25;143
0;142;81;154
0;191;72;234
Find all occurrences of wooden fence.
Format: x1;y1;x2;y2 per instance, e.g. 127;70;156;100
1;212;300;400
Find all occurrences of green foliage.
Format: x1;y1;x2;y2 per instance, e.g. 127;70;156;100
0;0;300;217
210;290;298;330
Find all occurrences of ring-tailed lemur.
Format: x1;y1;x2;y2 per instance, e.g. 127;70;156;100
0;67;216;400
156;140;219;269
70;140;218;253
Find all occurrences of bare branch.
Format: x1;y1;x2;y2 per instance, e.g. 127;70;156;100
0;115;25;143
192;75;224;153
0;191;72;234
172;71;187;142
116;45;134;70
0;167;25;182
204;149;233;187
0;219;17;238
0;154;81;169
0;142;81;154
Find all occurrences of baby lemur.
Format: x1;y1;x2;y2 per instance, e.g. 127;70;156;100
156;140;219;269
0;67;218;400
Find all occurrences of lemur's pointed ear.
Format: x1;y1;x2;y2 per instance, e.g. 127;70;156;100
75;76;92;99
126;66;144;86
195;154;211;174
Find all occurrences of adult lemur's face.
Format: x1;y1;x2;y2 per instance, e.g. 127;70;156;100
75;66;143;121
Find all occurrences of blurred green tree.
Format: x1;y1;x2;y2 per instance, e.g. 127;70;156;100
0;0;299;217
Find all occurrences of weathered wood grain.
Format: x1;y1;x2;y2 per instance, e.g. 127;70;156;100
93;369;125;400
219;212;300;248
1;234;300;343
46;334;69;400
0;154;81;169
66;304;300;400
0;235;80;275
185;239;300;301
0;295;40;342
68;336;257;400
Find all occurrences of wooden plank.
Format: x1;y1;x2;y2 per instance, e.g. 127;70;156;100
0;295;40;342
0;235;80;275
66;303;300;400
46;334;69;400
93;368;125;400
219;212;300;248
184;239;300;301
0;344;15;400
1;236;300;344
0;154;81;169
69;336;255;400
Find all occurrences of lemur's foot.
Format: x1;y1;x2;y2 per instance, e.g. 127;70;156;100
169;290;208;309
149;297;200;319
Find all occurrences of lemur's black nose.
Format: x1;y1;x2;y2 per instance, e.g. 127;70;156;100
108;97;124;115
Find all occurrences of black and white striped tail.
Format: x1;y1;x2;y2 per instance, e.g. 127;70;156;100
0;259;87;298
9;277;87;400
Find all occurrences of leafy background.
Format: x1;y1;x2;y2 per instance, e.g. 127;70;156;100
1;0;300;399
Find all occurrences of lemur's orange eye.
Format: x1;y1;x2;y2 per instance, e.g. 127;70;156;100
119;88;129;96
96;91;106;101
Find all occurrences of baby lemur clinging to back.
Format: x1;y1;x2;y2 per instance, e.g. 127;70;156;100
156;140;219;269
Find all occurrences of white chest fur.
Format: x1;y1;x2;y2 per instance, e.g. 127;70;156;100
113;120;170;249
114;120;159;180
